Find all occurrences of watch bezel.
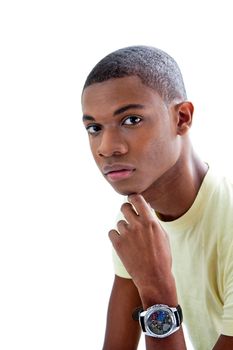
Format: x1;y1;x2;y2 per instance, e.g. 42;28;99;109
143;304;179;338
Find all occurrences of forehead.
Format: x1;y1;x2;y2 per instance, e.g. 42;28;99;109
81;76;164;115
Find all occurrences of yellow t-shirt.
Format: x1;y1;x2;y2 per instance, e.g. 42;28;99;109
112;169;233;349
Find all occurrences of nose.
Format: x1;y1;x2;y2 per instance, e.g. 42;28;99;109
97;130;128;157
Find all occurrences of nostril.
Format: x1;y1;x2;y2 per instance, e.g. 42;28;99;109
98;147;128;158
96;132;128;157
97;150;104;157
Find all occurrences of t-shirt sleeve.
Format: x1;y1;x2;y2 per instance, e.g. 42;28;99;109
111;209;132;279
112;247;132;279
220;241;233;335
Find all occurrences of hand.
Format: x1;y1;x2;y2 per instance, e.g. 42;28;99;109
109;194;177;304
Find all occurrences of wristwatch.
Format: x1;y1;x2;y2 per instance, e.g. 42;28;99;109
138;304;183;338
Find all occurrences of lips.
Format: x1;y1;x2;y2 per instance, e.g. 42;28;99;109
103;164;136;182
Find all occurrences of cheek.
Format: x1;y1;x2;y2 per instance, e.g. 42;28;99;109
139;134;179;166
88;136;98;155
88;140;100;164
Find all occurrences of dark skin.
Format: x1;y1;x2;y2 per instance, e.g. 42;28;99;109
82;76;233;349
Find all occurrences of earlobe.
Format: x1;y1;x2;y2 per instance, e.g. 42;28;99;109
176;101;194;135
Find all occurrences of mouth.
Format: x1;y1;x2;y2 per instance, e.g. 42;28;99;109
103;164;136;182
106;169;135;182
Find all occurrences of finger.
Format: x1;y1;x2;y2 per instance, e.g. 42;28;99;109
120;202;138;224
117;219;128;234
108;229;121;246
128;194;155;220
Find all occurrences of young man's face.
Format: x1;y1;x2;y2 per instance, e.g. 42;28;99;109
82;76;182;196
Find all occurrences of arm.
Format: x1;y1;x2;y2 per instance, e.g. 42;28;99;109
109;194;187;350
213;335;233;349
108;195;233;349
102;275;142;350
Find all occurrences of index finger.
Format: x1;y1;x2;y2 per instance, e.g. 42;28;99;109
127;194;155;220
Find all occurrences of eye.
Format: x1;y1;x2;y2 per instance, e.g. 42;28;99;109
86;124;102;135
122;115;142;126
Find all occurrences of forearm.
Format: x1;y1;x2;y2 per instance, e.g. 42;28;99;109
103;276;142;350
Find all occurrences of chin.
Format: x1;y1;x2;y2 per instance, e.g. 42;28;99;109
110;183;143;196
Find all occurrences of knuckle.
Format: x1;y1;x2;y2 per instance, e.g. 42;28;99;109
117;219;127;229
120;203;125;212
120;202;130;212
109;229;118;239
150;219;158;229
130;194;140;202
108;229;115;239
143;218;157;231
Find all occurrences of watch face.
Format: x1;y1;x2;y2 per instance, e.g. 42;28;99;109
147;309;173;335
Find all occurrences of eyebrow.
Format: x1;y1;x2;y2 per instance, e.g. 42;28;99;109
113;103;145;116
82;114;95;122
82;103;145;122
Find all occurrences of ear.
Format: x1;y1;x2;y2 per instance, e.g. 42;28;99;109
175;101;194;135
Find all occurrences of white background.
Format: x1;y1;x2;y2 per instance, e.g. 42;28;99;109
1;1;233;349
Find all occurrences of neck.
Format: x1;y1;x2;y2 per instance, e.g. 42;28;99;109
142;149;208;221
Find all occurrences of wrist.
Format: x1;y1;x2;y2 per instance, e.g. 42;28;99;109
138;275;178;309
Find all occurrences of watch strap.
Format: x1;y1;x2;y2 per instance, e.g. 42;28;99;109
175;304;183;326
132;306;143;321
139;312;146;332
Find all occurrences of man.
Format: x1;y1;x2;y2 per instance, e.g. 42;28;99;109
81;46;233;349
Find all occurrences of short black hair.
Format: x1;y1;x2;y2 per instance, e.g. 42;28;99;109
83;45;187;104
